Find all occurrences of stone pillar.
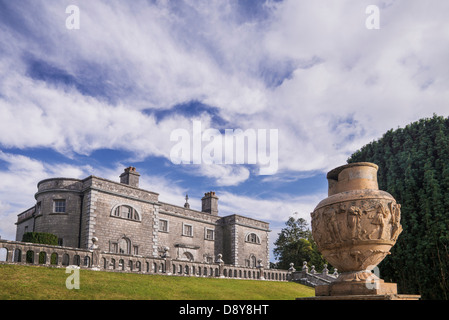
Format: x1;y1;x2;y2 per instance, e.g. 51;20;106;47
6;247;14;263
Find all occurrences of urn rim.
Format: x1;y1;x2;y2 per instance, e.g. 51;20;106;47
326;162;378;180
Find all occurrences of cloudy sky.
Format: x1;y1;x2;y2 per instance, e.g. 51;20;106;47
0;0;448;262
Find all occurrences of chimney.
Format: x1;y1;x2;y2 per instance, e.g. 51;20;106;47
202;191;218;215
120;167;140;188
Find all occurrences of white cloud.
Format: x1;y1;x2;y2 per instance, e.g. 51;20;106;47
197;165;250;187
218;190;325;224
0;0;449;184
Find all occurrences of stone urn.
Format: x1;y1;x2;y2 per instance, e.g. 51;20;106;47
311;162;403;295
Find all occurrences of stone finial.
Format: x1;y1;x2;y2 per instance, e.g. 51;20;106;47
257;259;263;268
162;246;170;258
90;237;99;249
310;265;316;274
333;268;339;277
184;194;190;209
216;253;224;264
322;264;329;275
288;262;296;272
302;261;309;273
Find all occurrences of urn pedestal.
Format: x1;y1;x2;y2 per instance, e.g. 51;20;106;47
302;162;420;300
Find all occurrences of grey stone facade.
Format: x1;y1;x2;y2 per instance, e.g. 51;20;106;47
15;167;270;268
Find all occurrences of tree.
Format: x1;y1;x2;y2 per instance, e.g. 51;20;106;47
348;114;449;299
273;215;327;271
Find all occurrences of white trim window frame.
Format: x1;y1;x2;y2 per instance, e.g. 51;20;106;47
159;219;169;233
204;227;215;241
182;223;193;237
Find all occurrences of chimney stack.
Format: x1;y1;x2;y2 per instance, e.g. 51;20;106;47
120;167;140;188
201;191;219;215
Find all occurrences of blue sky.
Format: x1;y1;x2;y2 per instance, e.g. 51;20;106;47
1;0;448;263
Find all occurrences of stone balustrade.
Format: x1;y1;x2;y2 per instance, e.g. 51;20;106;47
0;239;289;281
288;261;339;287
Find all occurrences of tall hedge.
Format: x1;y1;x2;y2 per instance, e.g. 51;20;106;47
348;114;449;300
22;232;58;245
22;232;59;264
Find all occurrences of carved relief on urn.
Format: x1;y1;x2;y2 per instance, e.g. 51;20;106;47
311;162;403;285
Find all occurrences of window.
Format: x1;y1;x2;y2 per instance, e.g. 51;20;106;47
122;206;132;219
112;205;140;221
54;200;66;213
119;237;131;254
251;256;257;268
36;202;42;215
245;233;261;244
183;223;193;237
159;219;169;232
205;228;214;240
133;245;139;255
111;243;118;253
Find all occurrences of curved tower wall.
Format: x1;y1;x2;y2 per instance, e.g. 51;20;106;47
33;178;84;248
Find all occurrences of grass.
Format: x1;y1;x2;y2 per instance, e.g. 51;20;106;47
0;264;315;300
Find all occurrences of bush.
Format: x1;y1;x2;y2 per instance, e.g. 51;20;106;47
22;232;59;263
22;232;59;246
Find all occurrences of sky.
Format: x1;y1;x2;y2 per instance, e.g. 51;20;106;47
0;0;448;263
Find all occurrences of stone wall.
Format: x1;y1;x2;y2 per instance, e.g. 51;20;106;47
34;178;84;248
15;206;35;242
0;239;289;282
158;203;221;263
221;215;270;268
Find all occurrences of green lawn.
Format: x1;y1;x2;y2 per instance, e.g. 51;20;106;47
0;264;315;300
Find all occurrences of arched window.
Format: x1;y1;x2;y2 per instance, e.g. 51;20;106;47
84;256;91;267
250;255;257;268
14;248;22;262
39;252;47;264
62;253;70;266
73;255;80;266
245;233;261;244
26;250;34;264
112;205;141;221
51;252;58;265
119;259;124;270
119;237;131;254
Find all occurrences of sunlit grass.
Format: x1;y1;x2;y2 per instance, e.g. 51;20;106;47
0;264;314;300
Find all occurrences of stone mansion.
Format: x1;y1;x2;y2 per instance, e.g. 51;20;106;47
15;167;270;268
